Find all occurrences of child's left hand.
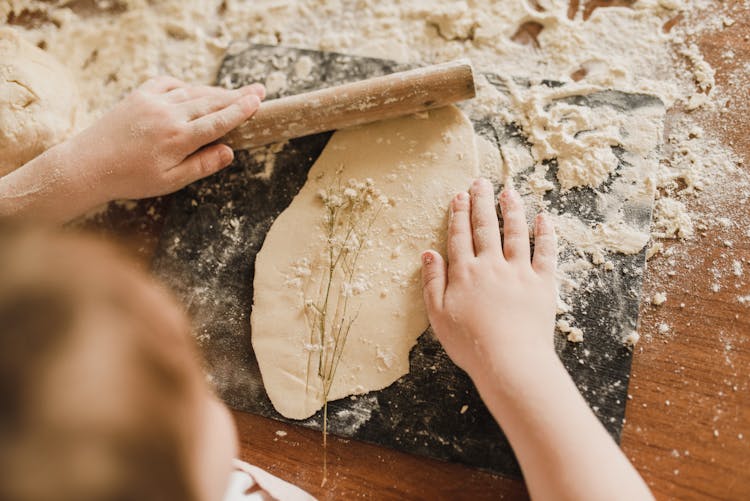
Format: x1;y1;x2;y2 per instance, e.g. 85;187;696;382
65;76;265;201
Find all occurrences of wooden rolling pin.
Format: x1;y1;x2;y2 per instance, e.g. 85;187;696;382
224;59;476;150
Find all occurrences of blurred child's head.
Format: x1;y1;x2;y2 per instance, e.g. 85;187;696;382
0;221;237;501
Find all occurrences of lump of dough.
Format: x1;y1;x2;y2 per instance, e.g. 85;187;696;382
0;28;81;177
251;105;479;420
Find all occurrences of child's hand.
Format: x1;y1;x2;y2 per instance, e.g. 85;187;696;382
421;179;654;501
68;76;265;201
421;178;557;386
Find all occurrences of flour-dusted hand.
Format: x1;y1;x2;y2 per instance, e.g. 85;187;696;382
70;76;265;200
421;177;557;385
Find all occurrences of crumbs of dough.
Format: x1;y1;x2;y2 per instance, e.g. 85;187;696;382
624;331;641;347
652;292;667;305
376;347;396;371
556;318;584;343
265;70;288;96
293;55;313;80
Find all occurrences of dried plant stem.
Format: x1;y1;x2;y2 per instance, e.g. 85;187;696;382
299;176;389;487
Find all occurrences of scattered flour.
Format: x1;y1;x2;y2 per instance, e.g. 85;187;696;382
557;318;584;343
652;292;668;305
0;1;713;122
293;55;314;79
624;330;641;347
678;43;716;93
652;198;695;239
264;70;288;96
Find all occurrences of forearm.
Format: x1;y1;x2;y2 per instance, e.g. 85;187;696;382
474;350;653;501
0;140;106;224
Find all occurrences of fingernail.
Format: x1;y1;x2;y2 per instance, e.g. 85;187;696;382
243;84;266;99
500;187;516;202
422;251;433;265
219;146;234;165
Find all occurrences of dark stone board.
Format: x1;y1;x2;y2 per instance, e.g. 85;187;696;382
152;44;663;477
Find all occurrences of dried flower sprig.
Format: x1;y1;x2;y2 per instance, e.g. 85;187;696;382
298;170;389;484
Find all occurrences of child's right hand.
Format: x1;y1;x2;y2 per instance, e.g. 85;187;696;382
66;76;265;201
420;178;558;388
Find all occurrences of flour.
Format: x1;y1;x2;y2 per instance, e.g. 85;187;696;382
557;318;585;343
652;198;695;238
0;1;708;117
554;214;651;262
293;56;314;79
732;260;743;278
333;394;378;433
624;330;641;346
679;43;716;93
652;292;668;305
502;82;623;191
248;141;288;180
425;2;479;42
264;71;288;96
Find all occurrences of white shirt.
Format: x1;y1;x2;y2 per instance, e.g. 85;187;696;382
222;459;317;501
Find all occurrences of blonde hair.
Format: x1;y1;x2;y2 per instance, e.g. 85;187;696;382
0;221;204;501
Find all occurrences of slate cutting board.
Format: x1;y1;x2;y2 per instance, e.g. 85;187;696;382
151;44;663;477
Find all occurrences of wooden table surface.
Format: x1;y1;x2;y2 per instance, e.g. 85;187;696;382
89;5;749;500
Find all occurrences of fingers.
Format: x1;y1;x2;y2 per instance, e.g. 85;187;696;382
164;143;234;190
498;187;531;263
447;192;474;272
179;86;263;121
166;83;266;104
469;178;502;257
140;76;185;93
188;95;261;147
421;251;447;314
532;213;557;277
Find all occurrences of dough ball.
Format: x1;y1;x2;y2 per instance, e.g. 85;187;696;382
0;28;81;176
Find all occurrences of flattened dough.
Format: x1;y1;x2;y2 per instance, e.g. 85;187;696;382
251;106;479;420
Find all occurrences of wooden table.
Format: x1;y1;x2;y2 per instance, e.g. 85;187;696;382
618;5;750;500
89;6;749;500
